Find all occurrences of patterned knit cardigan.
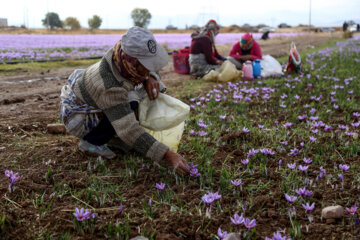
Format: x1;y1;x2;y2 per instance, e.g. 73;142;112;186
72;48;169;163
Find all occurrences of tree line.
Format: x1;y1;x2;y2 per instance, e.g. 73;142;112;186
42;8;152;30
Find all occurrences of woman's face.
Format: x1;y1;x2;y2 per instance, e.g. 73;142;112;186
241;40;253;51
136;61;150;77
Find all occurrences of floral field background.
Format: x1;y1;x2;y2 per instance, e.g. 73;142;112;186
0;34;360;239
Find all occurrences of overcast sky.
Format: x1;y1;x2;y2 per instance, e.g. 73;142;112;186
1;0;359;29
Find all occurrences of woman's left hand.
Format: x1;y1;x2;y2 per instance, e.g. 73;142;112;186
144;76;160;100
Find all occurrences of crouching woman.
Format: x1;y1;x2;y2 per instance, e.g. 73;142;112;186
59;27;189;176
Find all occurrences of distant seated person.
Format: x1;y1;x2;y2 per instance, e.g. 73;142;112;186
189;19;227;77
261;31;270;40
228;33;262;69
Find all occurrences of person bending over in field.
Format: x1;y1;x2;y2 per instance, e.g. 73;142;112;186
188;19;227;77
59;27;190;176
227;32;262;69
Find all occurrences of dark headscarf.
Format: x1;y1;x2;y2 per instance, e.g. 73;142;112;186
112;40;149;85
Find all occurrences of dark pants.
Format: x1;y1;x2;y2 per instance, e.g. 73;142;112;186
83;101;138;146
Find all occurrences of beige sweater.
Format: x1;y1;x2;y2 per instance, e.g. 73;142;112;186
73;48;169;163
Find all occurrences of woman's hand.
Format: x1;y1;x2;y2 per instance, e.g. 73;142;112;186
144;76;160;100
163;150;190;176
240;55;252;61
216;60;224;65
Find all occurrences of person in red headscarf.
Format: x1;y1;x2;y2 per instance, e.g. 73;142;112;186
188;19;227;77
228;33;262;69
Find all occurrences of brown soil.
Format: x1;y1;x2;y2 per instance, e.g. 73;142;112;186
0;32;347;239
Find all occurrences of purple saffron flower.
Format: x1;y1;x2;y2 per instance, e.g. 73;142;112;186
302;202;315;212
258;124;264;129
190;168;201;177
155;182;165;190
281;93;288;99
309;108;316;115
295;187;306;196
324;125;333;132
298;165;309;172
346;203;357;216
345;131;355;136
202;192;221;205
309;116;318;121
202;193;215;205
219;115;227;120
187;163;198;170
230;212;244;225
119;202;123;214
247;149;258;158
266;232;292;240
241;158;249;165
338;174;343;181
319;166;326;178
244;96;251;102
242;127;250;133
283;122;293;128
300;142;305;147
339;164;350;171
351;122;360;128
311;129;319;134
231;179;242;187
289;148;299;156
353;112;360;118
243;218;256;229
280;140;288;145
260;148;275;155
309;136;317;142
197;119;208;128
298;114;307;121
303;158;312;164
217;227;229;239
5;170;19;182
285;193;297;203
198;130;208;137
287;163;296;170
148;198;152;206
304;190;313;197
213;192;222;200
5;170;20;192
73;208;91;221
189;129;197;135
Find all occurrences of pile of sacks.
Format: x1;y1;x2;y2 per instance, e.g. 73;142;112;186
203;60;241;82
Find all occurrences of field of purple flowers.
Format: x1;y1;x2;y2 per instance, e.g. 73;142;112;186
0;35;359;240
0;33;308;63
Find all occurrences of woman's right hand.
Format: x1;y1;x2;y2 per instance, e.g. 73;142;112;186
163;150;190;176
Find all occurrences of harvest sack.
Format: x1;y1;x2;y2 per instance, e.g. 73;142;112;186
260;55;284;77
139;93;190;131
139;93;190;152
203;60;241;82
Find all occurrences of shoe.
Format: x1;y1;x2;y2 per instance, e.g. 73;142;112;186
78;139;116;159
